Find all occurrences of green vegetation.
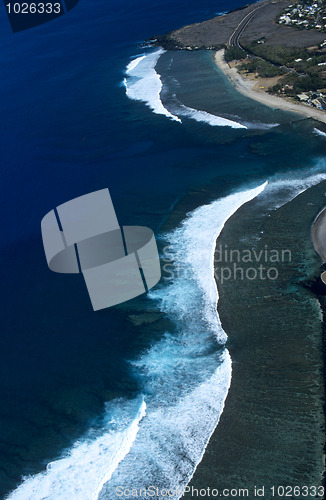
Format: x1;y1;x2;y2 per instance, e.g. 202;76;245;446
231;41;326;98
238;59;286;78
242;42;308;66
223;30;326;105
224;38;326;107
224;46;246;62
271;73;324;95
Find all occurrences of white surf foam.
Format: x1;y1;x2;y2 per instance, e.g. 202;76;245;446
177;104;247;129
99;182;268;498
124;49;181;122
126;55;146;73
160;182;268;339
243;120;280;130
124;52;248;128
258;168;326;210
100;353;232;499
7;183;268;500
6;399;146;500
313;127;326;138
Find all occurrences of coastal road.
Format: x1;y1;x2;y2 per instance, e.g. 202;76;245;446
228;1;301;77
228;1;270;49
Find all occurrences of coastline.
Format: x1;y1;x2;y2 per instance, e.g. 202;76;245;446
4;0;326;498
156;0;326;51
183;179;326;497
312;207;326;263
214;49;326;125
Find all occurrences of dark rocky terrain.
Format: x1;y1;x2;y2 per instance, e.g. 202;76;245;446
155;0;326;50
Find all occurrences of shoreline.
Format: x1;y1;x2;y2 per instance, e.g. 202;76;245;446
311;200;326;491
312;207;326;263
156;0;326;51
184;179;326;497
214;49;326;125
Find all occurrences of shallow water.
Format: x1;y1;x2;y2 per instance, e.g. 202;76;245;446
185;179;326;497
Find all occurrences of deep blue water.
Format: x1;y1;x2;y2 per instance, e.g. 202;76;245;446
1;1;326;498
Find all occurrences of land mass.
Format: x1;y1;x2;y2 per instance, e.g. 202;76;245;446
215;49;326;123
156;0;326;50
155;0;326;119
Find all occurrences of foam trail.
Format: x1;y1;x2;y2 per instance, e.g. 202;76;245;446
101;353;232;499
126;55;146;73
124;49;181;122
243;120;279;130
99;182;268;499
124;52;247;128
7;183;269;500
178;104;247;129
162;182;268;340
258;169;326;210
177;102;279;130
314;127;326;138
6;399;146;500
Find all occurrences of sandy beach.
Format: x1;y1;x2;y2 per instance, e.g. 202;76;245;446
312;207;326;263
215;49;326;125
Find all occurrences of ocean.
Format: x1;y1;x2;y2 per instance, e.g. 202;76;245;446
0;0;325;498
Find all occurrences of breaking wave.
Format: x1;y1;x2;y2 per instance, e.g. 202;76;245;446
7;183;267;500
124;50;247;128
123;49;181;122
313;127;326;138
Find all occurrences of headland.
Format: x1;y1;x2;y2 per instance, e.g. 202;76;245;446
155;0;326;122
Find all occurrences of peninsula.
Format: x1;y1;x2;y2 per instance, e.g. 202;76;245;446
155;0;326;122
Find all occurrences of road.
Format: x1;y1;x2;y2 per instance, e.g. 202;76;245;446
228;1;270;49
228;1;301;77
